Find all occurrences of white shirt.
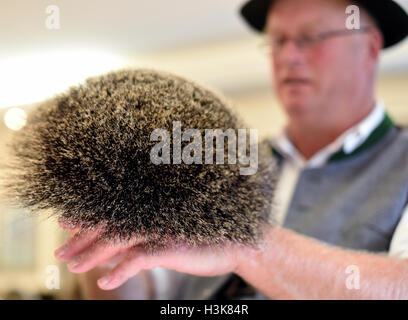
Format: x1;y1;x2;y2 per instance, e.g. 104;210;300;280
270;102;408;259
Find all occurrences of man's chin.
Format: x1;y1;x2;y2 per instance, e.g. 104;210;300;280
282;99;312;114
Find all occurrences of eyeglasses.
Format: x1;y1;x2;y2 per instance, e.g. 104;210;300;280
261;26;373;54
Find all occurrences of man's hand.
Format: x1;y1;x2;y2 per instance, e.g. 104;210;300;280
55;218;244;290
56;218;408;299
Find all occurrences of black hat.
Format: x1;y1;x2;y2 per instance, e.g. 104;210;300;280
240;0;408;48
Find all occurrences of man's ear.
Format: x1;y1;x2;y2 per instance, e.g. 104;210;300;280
367;28;383;62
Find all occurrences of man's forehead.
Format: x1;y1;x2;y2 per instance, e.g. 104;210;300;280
269;0;353;13
267;0;352;31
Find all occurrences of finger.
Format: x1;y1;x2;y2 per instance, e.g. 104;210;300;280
66;236;145;273
58;217;79;230
54;228;101;261
57;217;81;238
67;240;127;273
68;227;81;237
97;247;157;290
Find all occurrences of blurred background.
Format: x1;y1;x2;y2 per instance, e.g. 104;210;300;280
0;0;407;299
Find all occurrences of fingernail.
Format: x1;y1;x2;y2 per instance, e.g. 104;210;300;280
55;245;68;258
98;275;110;287
68;256;81;269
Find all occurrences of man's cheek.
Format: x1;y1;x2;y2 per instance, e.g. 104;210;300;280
312;44;343;68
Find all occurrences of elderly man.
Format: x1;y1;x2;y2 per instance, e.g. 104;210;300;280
55;0;408;299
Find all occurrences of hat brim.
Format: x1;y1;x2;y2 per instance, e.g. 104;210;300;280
240;0;408;48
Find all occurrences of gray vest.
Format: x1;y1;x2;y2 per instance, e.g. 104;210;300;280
283;125;408;252
177;121;408;299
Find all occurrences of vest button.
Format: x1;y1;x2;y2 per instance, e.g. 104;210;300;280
296;205;309;212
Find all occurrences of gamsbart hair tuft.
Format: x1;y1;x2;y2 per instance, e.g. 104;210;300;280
1;69;277;252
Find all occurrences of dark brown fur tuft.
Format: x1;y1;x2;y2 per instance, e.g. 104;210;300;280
1;69;277;251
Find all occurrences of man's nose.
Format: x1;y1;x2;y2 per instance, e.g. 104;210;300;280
277;40;305;66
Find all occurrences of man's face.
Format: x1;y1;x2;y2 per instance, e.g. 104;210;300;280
267;0;373;126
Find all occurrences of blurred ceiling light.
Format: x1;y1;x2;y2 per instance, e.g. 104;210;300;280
0;49;128;109
4;107;27;131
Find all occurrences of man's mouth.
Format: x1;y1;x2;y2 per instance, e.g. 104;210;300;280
282;78;311;86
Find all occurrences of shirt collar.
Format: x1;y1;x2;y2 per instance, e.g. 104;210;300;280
270;102;386;168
